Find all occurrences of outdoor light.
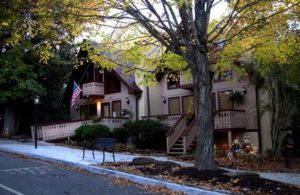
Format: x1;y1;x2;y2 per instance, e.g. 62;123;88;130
242;86;247;95
75;105;79;111
33;95;40;149
162;97;166;104
125;97;130;104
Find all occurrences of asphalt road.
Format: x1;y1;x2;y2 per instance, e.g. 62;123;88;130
0;152;153;195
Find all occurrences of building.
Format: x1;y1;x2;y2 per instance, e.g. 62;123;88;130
33;48;272;154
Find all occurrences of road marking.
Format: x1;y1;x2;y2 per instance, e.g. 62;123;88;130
0;166;52;175
0;183;24;195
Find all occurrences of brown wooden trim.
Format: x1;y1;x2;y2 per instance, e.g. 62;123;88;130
165;114;185;136
245;129;259;132
32;119;92;127
214;128;245;133
180;84;193;89
215;109;245;112
102;117;129;119
141;114;181;118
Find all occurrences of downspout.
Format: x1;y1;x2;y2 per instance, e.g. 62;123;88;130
255;85;262;154
146;86;151;116
135;94;141;121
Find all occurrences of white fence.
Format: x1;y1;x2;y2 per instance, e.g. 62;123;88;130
31;118;129;141
214;110;246;129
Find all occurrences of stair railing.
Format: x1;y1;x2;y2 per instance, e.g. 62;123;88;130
166;114;186;153
182;120;197;154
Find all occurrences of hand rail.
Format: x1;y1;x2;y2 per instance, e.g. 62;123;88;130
165;114;185;136
166;114;186;153
182;120;197;154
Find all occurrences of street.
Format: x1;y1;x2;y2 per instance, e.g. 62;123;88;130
0;152;152;195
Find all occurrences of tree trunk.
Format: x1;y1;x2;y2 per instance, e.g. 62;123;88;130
189;46;216;170
3;101;17;135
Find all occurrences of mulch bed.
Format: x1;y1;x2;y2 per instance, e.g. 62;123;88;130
98;160;300;195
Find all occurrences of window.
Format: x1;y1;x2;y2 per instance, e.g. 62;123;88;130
88;104;97;118
80;105;88;120
80;104;97;120
104;72;121;94
168;97;180;114
112;101;121;117
167;73;180;89
95;68;104;83
218;90;233;110
101;103;110;117
214;70;232;82
182;96;194;116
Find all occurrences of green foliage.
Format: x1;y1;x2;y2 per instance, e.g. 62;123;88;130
112;127;130;144
75;124;111;142
119;120;168;150
228;91;245;105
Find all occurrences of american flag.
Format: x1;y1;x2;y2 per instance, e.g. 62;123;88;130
71;81;81;107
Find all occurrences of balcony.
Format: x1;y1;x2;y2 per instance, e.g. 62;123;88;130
214;110;246;130
179;71;193;88
82;82;104;98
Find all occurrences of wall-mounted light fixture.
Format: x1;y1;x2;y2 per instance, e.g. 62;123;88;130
75;105;79;111
242;86;247;95
125;97;130;104
162;96;166;104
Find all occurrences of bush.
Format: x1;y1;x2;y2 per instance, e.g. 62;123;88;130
117;120;168;150
112;127;130;144
75;124;111;142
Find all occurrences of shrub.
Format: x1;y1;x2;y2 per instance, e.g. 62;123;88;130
120;120;169;150
75;124;111;142
112;127;130;144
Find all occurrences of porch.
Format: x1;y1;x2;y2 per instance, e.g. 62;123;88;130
163;110;246;154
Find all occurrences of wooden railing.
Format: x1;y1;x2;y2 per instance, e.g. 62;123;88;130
142;114;181;127
214;110;246;129
179;71;193;86
31;117;129;141
166;114;186;153
182;120;197;154
82;82;104;97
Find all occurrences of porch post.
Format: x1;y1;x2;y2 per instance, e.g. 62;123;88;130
228;130;232;146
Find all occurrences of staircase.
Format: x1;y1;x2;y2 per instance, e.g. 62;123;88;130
166;115;197;155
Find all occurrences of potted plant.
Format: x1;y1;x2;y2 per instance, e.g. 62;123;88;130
228;91;245;109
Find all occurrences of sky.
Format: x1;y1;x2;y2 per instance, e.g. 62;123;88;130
79;1;228;42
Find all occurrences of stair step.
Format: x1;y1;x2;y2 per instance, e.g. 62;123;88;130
171;147;184;150
173;143;183;146
168;152;185;155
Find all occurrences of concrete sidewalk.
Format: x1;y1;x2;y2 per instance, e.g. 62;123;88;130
0;138;299;194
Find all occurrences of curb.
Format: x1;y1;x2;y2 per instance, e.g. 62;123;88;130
0;147;229;195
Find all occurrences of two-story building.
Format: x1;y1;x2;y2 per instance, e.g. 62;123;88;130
33;47;272;155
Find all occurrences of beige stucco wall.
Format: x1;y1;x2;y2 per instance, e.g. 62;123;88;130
258;89;272;154
159;75;194;114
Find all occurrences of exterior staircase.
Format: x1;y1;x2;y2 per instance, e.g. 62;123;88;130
166;115;197;155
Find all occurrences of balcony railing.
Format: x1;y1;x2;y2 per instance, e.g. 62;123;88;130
179;71;193;86
141;114;182;127
214;110;246;129
82;82;104;97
